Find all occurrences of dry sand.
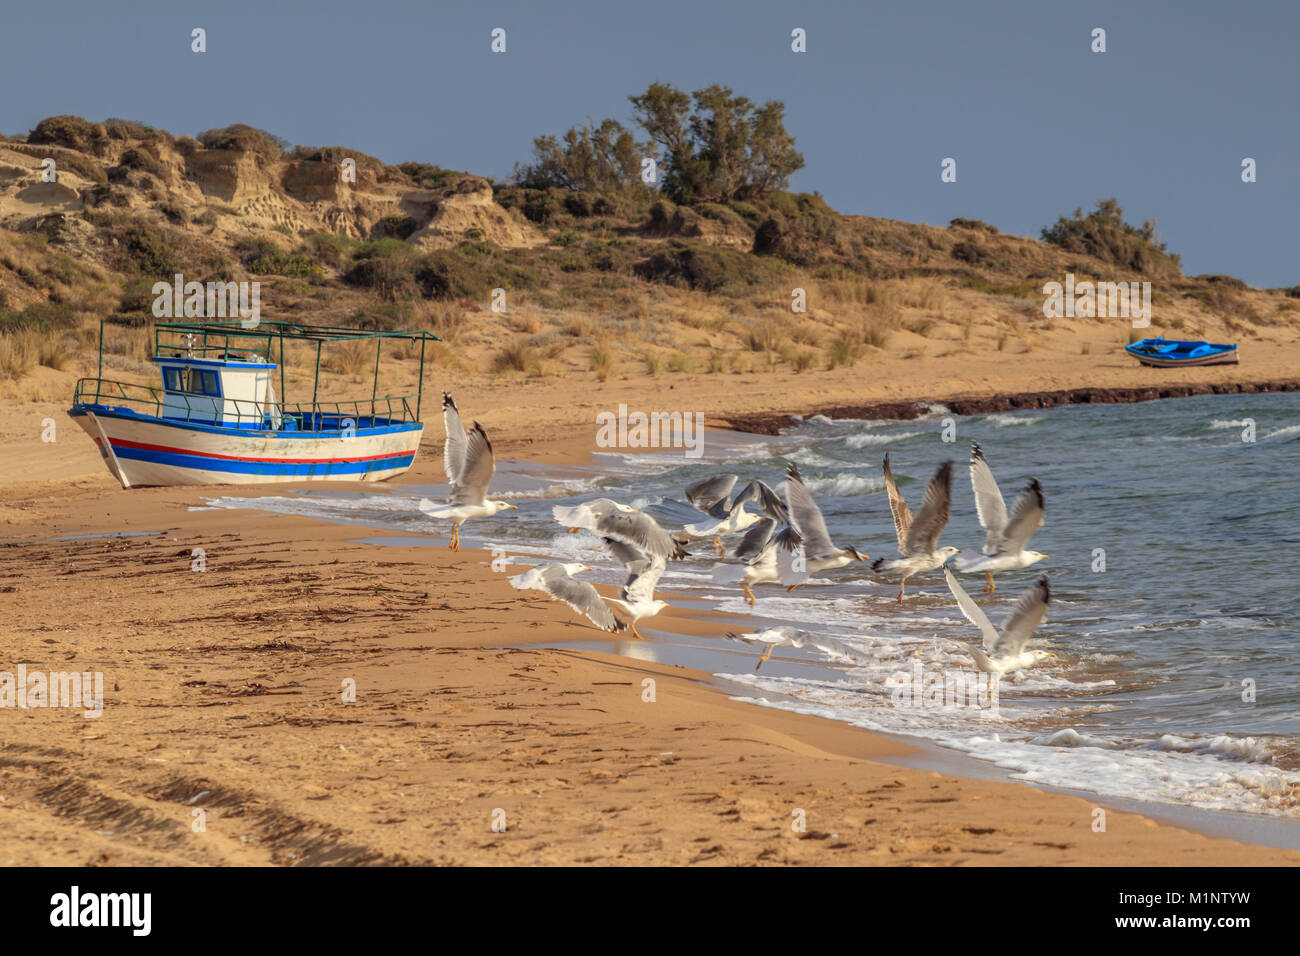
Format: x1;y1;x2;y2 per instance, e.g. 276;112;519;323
2;363;1298;866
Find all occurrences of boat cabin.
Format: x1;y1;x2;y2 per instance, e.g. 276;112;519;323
154;355;285;429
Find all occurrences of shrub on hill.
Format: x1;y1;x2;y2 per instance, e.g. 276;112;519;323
197;125;289;160
634;239;786;294
28;115;107;153
1041;199;1181;276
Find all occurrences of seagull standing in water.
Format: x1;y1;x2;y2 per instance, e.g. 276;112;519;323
681;475;788;557
509;563;627;633
944;567;1054;704
419;393;516;550
871;456;958;601
782;463;867;590
951;442;1047;593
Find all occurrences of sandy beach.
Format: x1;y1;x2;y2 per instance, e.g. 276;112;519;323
3;386;1297;867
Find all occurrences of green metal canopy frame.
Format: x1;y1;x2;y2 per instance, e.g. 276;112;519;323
93;319;442;422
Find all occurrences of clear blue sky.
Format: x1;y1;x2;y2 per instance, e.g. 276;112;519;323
2;0;1296;286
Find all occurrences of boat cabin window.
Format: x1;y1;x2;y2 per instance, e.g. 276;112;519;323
164;367;221;396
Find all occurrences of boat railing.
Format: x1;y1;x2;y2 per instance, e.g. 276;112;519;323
72;377;420;429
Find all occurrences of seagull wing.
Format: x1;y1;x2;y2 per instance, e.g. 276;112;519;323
970;442;1009;554
536;564;626;633
449;422;495;506
685;474;738;513
904;461;952;555
731;478;790;524
734;517;776;563
882;453;914;555
595;508;686;561
997;479;1045;554
442;392;467;484
783;463;838;559
944;566;999;650
992;575;1051;657
622;554;666;606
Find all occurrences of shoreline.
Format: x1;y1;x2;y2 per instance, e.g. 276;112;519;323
714;379;1300;433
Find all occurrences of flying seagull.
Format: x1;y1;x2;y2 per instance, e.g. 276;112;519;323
509;562;627;634
602;537;671;639
551;498;688;562
711;517;802;606
944;566;1054;704
782;463;867;589
871;456;958;601
951;442;1047;593
724;626;869;671
419;392;516;550
681;474;788;557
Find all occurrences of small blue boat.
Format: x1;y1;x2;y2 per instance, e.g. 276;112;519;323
1125;336;1238;368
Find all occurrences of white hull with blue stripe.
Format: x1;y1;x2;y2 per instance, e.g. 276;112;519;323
69;406;422;488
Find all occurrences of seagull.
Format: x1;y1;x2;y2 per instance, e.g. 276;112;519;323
944;566;1053;704
602;537;670;639
681;475;788;557
782;463;867;590
551;498;688;562
951;442;1047;593
712;517;802;606
724;626;869;671
871;456;958;601
509;562;627;634
419;393;516;550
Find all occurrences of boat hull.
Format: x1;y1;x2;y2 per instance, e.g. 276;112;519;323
68;407;422;488
1125;338;1239;368
1127;351;1239;368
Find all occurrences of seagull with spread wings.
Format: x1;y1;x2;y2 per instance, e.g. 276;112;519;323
680;474;789;557
551;498;688;562
781;463;867;590
509;562;627;634
724;626;870;671
419;392;516;550
944;567;1054;704
951;442;1047;593
602;537;671;639
871;456;958;602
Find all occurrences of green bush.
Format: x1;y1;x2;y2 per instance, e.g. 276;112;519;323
28;115;105;152
378;214;419;240
0;301;77;334
197;124;288;160
1041;199;1181;276
634;240;785;294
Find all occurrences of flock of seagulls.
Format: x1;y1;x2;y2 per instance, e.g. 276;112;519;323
419;393;1057;692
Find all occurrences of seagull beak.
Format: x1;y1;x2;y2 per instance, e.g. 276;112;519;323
507;504;518;510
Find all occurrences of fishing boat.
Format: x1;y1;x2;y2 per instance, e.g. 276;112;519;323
1125;336;1239;368
69;320;440;488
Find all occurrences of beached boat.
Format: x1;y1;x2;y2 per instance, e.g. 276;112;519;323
69;320;440;488
1125;336;1238;368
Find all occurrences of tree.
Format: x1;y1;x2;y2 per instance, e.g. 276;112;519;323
516;118;648;192
631;83;803;203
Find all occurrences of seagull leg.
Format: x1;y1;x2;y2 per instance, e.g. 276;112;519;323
713;535;723;557
567;527;580;534
756;644;775;670
742;583;755;607
896;579;906;603
984;571;994;595
630;623;643;640
786;583;799;592
449;524;459;551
